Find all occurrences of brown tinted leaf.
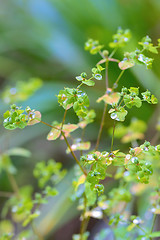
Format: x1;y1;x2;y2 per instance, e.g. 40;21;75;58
28;111;41;126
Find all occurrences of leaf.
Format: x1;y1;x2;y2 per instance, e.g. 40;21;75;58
27;111;41;125
85;182;97;206
63;124;79;133
97;92;120;105
151;95;158;104
82;80;95;86
109;107;128;121
47;127;61;141
119;59;135;70
5;148;31;158
66;142;91;153
122;132;144;143
137;231;160;239
75;174;86;191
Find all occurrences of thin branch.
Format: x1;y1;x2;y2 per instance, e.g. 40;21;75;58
61;109;67;130
112;70;125;90
39;120;60;130
111;120;116;152
40;120;87;176
95;103;107;151
7;172;20;199
61;132;87;176
80;194;87;240
0;191;14;198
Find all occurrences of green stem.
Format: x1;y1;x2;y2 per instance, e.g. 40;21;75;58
150;213;157;234
105;60;109;90
95;58;109;151
40;120;60;130
61;109;67;130
0;191;13;197
109;48;117;58
40;120;87;176
61;132;87;176
7;172;20;199
112;70;125;90
80;194;87;240
95;103;107;151
111;120;116;152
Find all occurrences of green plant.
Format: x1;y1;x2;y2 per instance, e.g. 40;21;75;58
1;28;160;240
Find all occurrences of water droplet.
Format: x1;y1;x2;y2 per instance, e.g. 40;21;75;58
126;154;131;160
87;154;94;161
10;88;17;95
124;171;130;177
111;113;117;120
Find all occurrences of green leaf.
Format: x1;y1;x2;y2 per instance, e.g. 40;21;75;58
151;94;158;104
124;95;142;108
109;28;131;48
85;182;97;206
5;148;31;158
109;107;128;121
82;80;95;86
138;54;153;69
119;59;135;70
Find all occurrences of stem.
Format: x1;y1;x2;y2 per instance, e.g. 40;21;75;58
40;120;87;175
80;127;86;156
0;191;13;197
95;104;107;151
136;224;148;235
61;132;87;176
109;48;117;58
61;109;67;130
80;194;87;240
111;120;116;152
105;60;109;90
7;172;20;199
150;213;157;234
95;58;109;151
112;70;125;90
40;120;60;130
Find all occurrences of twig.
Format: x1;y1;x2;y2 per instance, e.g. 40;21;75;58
111;120;116;152
61;132;87;176
95;103;107;151
7;172;20;199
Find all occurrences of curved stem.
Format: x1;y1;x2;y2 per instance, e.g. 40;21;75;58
95;103;107;151
95;59;109;151
80;194;87;240
111;120;116;152
61;132;87;176
150;213;157;234
0;191;14;197
40;120;87;176
7;171;20;199
39;120;60;130
61;109;67;130
112;70;125;90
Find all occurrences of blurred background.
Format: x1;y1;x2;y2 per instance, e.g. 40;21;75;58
0;0;160;239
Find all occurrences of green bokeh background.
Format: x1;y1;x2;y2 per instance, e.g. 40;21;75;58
0;0;160;239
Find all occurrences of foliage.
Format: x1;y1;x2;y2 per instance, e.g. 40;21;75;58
1;28;160;240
